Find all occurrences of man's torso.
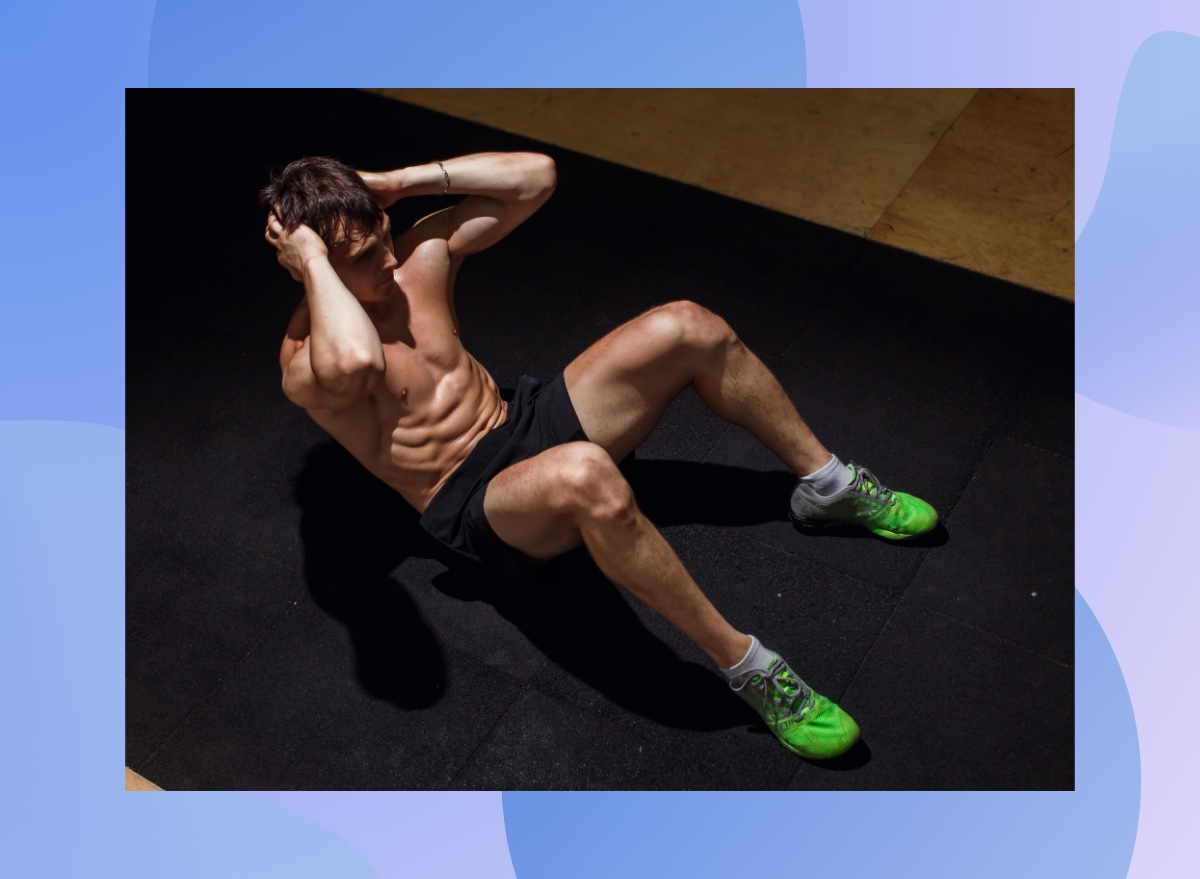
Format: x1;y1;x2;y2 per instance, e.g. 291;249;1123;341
281;218;506;512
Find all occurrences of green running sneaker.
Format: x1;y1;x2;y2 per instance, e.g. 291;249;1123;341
790;462;938;540
728;653;860;760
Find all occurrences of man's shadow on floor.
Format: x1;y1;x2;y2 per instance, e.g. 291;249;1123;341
293;441;922;734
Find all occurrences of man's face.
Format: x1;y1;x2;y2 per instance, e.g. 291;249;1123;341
327;214;398;303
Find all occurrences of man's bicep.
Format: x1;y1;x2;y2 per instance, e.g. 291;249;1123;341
444;192;547;258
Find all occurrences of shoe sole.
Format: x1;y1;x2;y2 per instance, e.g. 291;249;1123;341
789;508;917;541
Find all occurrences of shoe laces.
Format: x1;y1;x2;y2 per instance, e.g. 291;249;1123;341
732;657;814;721
848;464;896;506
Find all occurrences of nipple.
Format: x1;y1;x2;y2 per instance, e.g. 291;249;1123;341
451;327;458;336
400;387;408;398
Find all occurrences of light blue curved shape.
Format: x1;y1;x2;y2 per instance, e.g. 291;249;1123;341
0;421;125;877
123;795;380;879
0;422;373;879
257;792;517;879
1074;392;1200;879
146;0;806;86
0;421;125;793
1077;31;1200;428
503;589;1138;879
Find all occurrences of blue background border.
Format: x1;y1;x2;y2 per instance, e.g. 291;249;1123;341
3;2;1196;876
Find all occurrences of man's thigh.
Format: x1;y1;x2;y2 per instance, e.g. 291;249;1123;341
482;444;590;563
564;301;719;462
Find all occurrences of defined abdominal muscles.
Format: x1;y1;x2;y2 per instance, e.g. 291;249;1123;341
386;357;504;475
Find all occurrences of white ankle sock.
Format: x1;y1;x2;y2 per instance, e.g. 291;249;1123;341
798;454;852;497
720;635;775;680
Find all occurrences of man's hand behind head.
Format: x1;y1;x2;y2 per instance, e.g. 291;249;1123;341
356;169;403;209
265;212;328;282
259;157;386;279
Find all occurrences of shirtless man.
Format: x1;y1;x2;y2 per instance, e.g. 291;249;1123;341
262;152;938;760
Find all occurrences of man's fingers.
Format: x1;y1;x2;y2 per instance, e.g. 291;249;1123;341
265;213;286;247
265;211;302;282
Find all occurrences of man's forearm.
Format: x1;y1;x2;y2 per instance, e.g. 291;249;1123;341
391;152;556;202
302;255;385;387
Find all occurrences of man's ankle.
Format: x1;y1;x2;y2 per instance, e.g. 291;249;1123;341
720;635;774;680
796;454;851;497
714;633;755;671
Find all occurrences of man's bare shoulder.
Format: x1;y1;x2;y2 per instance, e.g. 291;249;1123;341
392;210;458;285
396;207;454;249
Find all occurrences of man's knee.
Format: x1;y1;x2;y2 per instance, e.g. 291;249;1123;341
552;442;635;524
648;300;737;356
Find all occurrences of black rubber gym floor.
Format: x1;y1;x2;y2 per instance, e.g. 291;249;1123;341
126;89;1074;790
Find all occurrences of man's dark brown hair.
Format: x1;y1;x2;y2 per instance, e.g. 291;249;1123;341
259;156;385;245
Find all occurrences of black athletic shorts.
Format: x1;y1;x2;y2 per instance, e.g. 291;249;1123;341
418;374;589;576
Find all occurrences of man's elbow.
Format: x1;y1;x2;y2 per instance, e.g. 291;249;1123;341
313;350;385;394
522;154;557;202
